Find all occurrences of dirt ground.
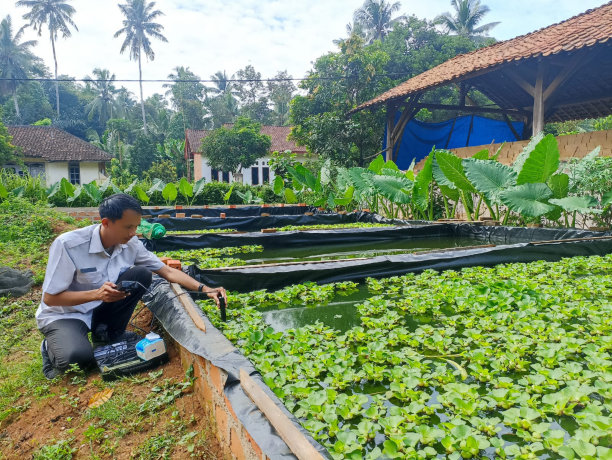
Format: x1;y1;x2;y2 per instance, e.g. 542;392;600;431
0;289;224;460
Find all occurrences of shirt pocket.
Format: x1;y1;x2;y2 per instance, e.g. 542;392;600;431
75;269;106;290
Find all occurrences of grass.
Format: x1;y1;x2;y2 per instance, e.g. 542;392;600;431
0;197;221;459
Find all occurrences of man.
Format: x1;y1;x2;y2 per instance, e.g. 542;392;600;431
37;193;227;379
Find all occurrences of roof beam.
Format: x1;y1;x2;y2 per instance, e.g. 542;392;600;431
504;68;535;97
414;103;528;116
544;52;593;101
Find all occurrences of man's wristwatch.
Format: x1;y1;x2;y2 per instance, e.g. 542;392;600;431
197;283;205;293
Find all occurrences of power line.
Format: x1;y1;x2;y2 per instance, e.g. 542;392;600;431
0;73;410;84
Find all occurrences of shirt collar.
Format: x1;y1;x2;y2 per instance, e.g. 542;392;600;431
89;224;128;255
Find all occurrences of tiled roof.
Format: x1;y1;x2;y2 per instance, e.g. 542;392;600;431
7;126;111;162
355;2;612;112
185;125;307;155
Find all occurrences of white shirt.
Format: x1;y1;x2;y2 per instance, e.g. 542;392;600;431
36;224;164;330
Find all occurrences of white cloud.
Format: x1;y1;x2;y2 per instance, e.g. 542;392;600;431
2;0;608;98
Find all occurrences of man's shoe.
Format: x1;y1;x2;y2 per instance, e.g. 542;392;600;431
40;339;60;380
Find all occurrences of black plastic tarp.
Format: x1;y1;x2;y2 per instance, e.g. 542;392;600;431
148;210;394;232
143;278;328;460
145;205;317;217
188;236;612;292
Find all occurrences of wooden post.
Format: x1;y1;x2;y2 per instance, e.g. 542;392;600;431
240;369;326;460
532;63;545;136
386;102;397;162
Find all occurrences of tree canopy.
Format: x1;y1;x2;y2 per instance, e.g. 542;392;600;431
201;117;271;174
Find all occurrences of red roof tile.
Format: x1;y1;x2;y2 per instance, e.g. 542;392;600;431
7;126;111;162
355;2;612;112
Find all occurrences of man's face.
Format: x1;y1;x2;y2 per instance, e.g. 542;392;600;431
102;209;142;246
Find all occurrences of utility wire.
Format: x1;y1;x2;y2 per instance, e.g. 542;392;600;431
0;73;411;84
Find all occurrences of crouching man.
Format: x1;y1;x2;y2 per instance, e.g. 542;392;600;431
37;193;227;379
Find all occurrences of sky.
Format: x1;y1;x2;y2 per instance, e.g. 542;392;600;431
2;0;609;98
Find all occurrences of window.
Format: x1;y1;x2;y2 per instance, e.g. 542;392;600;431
251;167;259;185
211;168;219;181
262;167;270;184
69;162;80;185
28;163;44;178
222;171;230;183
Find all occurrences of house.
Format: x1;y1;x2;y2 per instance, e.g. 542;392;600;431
4;126;110;185
185;126;308;185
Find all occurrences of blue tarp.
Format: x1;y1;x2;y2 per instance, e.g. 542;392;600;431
383;114;524;169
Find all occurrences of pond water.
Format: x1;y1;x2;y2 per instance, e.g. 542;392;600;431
236;236;484;265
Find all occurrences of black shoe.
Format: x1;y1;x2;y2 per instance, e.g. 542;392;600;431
40;339;60;380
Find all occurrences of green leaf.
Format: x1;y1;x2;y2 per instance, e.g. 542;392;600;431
147;178;166;196
162;183;178;202
284;188;297;204
193;177;207;198
499;183;555;217
445;359;468;380
59;177;75;198
517;134;560;185
463;159;516;203
132;185;149;203
548;173;569;199
0;183;8;199
549;196;600;214
472;149;489;160
224;184;235;203
513;132;544;173
383;160;400;171
601;190;612;206
371;175;412;205
413;154;433;211
295;164;317;190
67;185;83;203
368;155;385;174
435;150;475;192
178;177;193;199
569;440;597;458
83;182;102;205
273;176;284;195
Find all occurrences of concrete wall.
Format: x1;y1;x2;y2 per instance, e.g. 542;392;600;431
43;161;105;185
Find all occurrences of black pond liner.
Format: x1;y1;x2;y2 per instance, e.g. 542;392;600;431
147;210;400;232
176;224;612;292
146;205;317;217
143;278;328;460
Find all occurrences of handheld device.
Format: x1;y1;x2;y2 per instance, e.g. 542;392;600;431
116;280;140;294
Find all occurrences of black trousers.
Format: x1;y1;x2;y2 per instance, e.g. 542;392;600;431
40;266;152;372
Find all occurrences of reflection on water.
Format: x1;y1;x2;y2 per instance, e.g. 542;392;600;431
238;237;485;265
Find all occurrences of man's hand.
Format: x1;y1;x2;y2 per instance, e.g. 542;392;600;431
206;287;227;308
94;282;129;303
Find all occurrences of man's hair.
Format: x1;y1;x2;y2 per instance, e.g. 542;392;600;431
99;193;143;221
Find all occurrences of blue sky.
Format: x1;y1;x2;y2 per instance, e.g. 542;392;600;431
3;0;608;98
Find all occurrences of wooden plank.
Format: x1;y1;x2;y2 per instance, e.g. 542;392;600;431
385;102;398;161
171;283;207;333
504;68;535;97
240;369;326;460
415;103;528;116
543;51;596;102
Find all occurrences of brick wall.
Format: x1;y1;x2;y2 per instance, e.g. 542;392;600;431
177;344;269;460
415;130;612;169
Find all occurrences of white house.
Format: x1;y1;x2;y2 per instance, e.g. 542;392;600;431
185;126;309;185
4;126;110;185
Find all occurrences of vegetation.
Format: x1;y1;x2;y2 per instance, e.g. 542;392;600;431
434;0;500;41
201;117;272;175
155;245;263;269
199;254;612;459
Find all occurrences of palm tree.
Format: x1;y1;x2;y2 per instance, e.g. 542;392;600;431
16;0;78;118
353;0;405;44
84;68;119;128
114;0;167;135
435;0;499;41
0;15;41;120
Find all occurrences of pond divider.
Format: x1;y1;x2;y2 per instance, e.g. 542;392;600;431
143;279;327;460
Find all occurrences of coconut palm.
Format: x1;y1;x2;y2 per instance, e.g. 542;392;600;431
353;0;406;44
16;0;78;118
84;68;119;128
0;15;41;120
114;0;167;134
435;0;499;41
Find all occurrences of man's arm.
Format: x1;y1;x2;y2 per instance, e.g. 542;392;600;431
43;282;128;306
154;265;227;307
